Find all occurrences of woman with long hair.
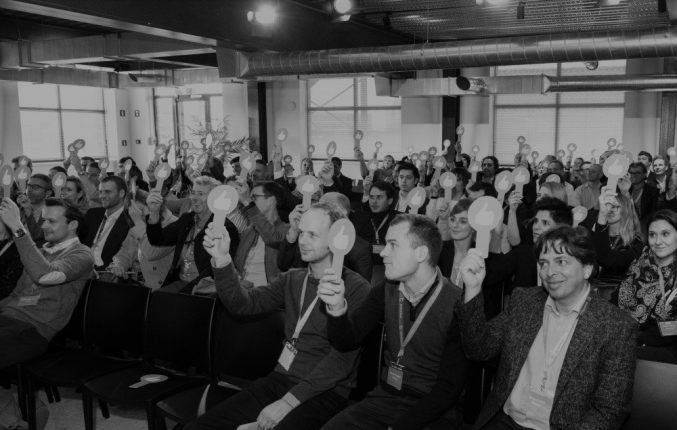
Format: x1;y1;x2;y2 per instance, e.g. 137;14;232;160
591;187;644;297
537;181;568;205
62;176;89;214
617;209;677;363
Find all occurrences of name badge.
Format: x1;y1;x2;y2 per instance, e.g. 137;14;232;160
372;244;385;255
386;362;404;390
659;321;677;337
278;341;297;371
18;294;41;307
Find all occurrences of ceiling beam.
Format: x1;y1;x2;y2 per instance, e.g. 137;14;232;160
0;0;410;51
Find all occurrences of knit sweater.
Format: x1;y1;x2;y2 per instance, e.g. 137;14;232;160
326;272;468;430
0;235;94;340
213;262;370;403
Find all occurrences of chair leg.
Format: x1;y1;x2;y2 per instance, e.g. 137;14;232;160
26;377;37;430
98;400;110;419
52;385;61;402
15;364;27;420
44;384;54;403
146;403;157;430
155;408;168;430
82;393;95;430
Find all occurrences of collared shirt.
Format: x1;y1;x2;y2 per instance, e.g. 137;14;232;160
42;237;80;255
396;190;411;212
504;285;591;430
575;182;601;210
92;205;124;267
398;269;439;307
243;235;267;287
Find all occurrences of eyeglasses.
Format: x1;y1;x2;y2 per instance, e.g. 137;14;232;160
251;194;271;199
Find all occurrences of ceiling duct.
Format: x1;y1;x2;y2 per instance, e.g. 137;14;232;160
235;27;677;78
544;74;677;92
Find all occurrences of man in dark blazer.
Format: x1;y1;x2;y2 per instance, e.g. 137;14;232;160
83;176;133;270
458;225;637;430
627;161;659;223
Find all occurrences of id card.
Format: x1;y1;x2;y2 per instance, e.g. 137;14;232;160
372;244;385;255
386;362;404;390
18;294;41;307
659;321;677;337
278;341;297;371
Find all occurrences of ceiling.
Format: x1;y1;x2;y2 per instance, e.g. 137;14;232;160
0;0;674;78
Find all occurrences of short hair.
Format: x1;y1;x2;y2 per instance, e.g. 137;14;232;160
390;214;442;266
81;156;95;163
119;156;136;166
370;181;395;200
307;202;347;226
629;161;647;175
451;167;471;187
193;176;222;191
638;151;652;162
87;162;100;171
31;173;53;191
450;198;472;218
468;181;497;198
11;156;33;169
535;225;597;274
44;198;87;239
460;153;471;167
50;166;67;175
319;192;351;216
397;162;420;181
482;156;499;169
533;197;573;226
548;160;564;171
204;157;225;183
255;159;266;167
331;157;342;168
539;182;568;205
101;175;127;195
253;181;284;207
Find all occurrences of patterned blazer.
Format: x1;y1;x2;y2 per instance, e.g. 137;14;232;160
458;287;638;430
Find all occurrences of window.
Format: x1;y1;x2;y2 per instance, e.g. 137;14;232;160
18;83;108;162
493;60;626;165
308;77;401;178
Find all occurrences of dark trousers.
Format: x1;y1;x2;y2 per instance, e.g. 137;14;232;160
0;315;48;369
481;411;531;430
322;386;417;430
184;372;347;430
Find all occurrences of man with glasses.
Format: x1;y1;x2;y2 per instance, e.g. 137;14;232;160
626;161;658;223
232;180;289;288
146;176;240;293
18;174;53;245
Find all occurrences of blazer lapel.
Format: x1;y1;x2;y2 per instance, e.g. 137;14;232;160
507;292;546;389
553;298;596;405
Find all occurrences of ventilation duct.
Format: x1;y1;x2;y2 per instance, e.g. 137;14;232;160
235;27;677;78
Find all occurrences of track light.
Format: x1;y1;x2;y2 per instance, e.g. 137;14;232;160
333;0;353;15
456;76;487;93
246;3;278;25
584;61;599;71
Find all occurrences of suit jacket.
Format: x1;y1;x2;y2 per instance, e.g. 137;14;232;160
83;207;134;269
458;287;638;430
277;234;373;282
392;193;430;215
146;212;240;286
630;182;659;222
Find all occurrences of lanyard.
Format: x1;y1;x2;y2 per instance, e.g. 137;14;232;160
371;215;389;245
540;296;589;390
396;275;443;363
291;271;319;343
0;240;12;258
656;267;675;316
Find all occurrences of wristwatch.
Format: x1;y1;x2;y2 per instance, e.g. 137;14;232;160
13;227;26;238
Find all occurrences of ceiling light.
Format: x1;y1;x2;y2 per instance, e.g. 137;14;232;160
596;0;622;6
456;76;487;93
250;4;277;26
333;0;353;15
584;61;599;71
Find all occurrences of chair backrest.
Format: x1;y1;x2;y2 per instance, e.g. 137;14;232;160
51;278;92;347
83;280;151;358
144;291;216;374
211;305;285;384
622;359;677;430
350;323;385;401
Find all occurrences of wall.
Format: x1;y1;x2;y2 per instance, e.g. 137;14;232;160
622;58;662;157
458;67;493;160
400;70;443;158
266;79;307;172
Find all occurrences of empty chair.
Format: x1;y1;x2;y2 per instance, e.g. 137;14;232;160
622;359;677;430
154;305;285;429
81;291;216;430
24;280;151;429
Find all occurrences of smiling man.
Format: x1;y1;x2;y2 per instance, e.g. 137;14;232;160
458;226;637;430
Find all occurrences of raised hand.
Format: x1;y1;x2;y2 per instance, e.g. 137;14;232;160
508;191;523;212
317;268;346;311
146;190;164;223
460;248;486;302
203;222;232;265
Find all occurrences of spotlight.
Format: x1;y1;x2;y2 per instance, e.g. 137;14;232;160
456;76;487;93
584;61;599;71
247;3;278;25
333;0;353;15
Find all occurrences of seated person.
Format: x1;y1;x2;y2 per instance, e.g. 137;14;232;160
393;162;429;215
17;173;54;246
360;180;400;253
106;202;177;290
146;176;239;292
321;214;468;430
83;176;134;270
186;203;370;430
230;180;289;288
617;209;677;363
0;214;23;301
0;198;94;421
458;226;637;429
278;193;373;282
61;176;90;214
